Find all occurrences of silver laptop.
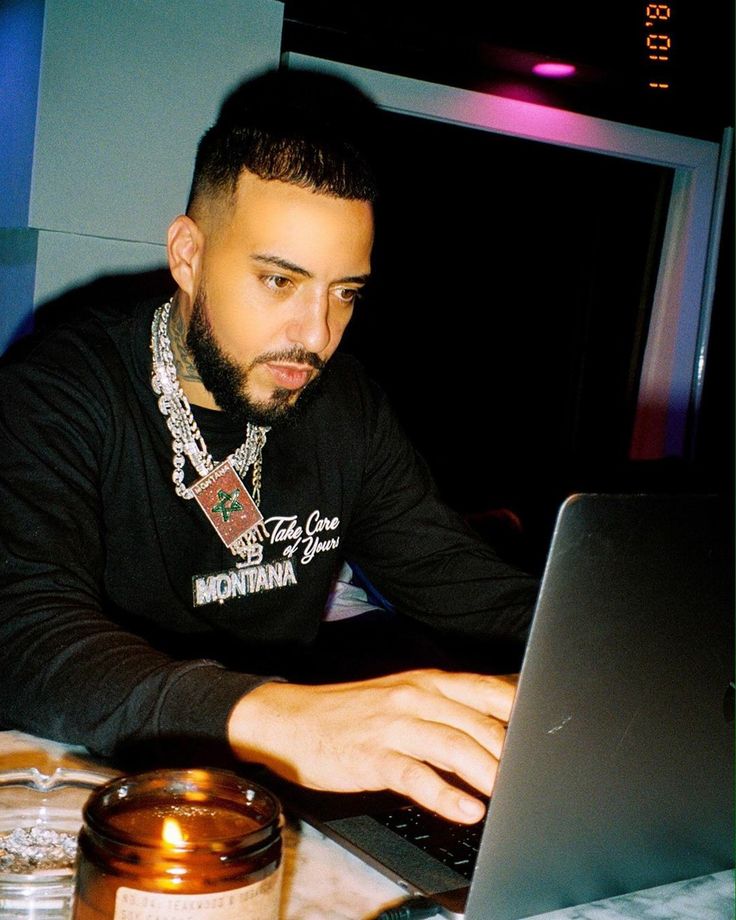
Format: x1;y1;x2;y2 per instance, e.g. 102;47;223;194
265;493;734;919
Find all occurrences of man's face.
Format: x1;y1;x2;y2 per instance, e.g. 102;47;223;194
185;170;373;425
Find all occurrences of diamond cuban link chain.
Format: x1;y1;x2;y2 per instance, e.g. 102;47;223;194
150;300;269;555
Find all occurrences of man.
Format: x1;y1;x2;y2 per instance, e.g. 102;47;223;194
0;70;536;824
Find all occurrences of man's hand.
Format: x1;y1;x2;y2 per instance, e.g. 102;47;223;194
227;669;517;823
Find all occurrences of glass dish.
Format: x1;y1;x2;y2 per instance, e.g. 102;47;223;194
0;767;111;919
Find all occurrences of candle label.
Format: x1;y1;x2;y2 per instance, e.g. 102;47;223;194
112;866;281;920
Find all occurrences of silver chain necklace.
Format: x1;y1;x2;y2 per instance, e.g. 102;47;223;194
150;300;269;557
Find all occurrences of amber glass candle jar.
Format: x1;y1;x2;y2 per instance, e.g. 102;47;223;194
71;768;282;920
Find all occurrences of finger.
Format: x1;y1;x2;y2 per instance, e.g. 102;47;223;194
382;752;488;824
393;718;501;797
424;670;518;723
382;681;509;761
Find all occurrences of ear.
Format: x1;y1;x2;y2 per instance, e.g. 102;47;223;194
167;215;204;301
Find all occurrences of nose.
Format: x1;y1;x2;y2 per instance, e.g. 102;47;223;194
286;289;332;355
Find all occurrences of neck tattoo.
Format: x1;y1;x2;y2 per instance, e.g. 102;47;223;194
167;301;202;385
150;300;270;558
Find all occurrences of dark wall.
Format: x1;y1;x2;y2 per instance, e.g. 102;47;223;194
341;109;727;570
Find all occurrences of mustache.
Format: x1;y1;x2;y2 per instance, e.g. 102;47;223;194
251;348;325;371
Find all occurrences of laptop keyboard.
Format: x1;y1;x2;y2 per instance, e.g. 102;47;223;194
373;804;483;879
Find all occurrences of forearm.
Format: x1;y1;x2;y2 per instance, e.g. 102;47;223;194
346;382;538;641
349;471;538;641
0;589;263;763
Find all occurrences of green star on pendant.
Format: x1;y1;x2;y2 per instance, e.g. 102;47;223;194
211;488;243;523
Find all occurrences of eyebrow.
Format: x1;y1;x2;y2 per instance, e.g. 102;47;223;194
251;253;371;285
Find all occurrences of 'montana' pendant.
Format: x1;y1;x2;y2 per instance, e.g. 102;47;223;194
190;460;263;548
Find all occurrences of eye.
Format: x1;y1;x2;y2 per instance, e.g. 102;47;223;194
262;274;292;293
333;287;363;305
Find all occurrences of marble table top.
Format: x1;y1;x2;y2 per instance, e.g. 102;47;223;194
0;730;732;920
288;821;734;920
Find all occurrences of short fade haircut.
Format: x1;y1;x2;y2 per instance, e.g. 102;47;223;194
186;68;378;215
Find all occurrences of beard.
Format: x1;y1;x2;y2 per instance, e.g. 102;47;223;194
185;287;326;427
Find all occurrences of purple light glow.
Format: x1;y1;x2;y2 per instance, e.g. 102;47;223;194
533;62;576;79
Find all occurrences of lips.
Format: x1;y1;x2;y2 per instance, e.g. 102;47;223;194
265;363;314;391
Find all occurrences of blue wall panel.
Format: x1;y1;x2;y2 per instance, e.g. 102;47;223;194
0;0;45;227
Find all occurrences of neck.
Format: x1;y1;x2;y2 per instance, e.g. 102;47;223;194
168;298;220;411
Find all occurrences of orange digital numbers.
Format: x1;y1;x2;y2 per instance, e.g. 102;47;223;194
644;3;672;89
645;4;671;21
646;33;671;61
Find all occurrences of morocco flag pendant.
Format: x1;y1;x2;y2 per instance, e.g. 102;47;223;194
190;460;263;548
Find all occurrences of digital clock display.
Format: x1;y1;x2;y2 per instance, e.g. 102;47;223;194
644;3;673;90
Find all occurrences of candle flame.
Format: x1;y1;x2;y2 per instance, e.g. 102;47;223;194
162;816;186;847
